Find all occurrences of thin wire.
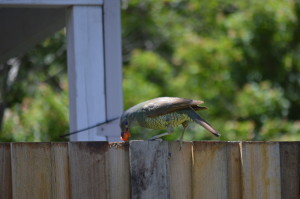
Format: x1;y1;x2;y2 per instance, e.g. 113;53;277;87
60;117;119;138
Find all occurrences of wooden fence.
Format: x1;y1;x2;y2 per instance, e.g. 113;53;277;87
0;141;299;199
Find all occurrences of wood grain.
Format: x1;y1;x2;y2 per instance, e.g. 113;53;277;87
107;143;130;199
11;143;52;199
241;142;281;199
227;142;243;199
51;142;70;199
280;142;300;199
3;141;299;198
168;141;192;199
68;142;109;199
129;141;169;199
192;141;229;199
0;143;12;199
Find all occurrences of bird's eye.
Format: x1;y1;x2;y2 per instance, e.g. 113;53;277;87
124;121;129;128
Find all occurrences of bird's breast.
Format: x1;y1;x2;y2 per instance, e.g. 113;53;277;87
138;112;191;130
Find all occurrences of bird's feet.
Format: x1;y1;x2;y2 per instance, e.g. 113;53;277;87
176;139;183;151
147;132;170;140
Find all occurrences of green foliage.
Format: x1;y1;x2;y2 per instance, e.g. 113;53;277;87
236;81;290;120
2;81;69;141
122;0;300;141
1;0;300;141
0;31;68;141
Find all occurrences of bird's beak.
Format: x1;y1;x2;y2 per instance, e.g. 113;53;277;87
120;131;131;141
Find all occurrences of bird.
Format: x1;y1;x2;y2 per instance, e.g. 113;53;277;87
120;97;220;145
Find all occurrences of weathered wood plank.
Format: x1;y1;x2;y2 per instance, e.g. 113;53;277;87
130;141;169;199
227;142;243;199
280;142;300;199
107;143;130;199
51;142;70;199
0;143;12;199
68;142;109;199
168;142;192;199
192;141;229;199
11;143;52;199
5;141;299;199
241;142;281;199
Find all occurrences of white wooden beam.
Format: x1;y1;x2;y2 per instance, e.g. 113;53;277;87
66;6;107;141
0;0;102;7
102;0;123;142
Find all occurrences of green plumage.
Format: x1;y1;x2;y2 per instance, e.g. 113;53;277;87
120;97;220;140
138;111;191;130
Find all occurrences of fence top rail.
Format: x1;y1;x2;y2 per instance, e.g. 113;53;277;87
1;140;300;144
0;140;299;199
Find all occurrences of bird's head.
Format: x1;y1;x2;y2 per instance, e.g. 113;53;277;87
120;118;131;142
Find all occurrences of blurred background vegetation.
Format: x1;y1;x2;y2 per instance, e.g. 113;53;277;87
0;0;300;141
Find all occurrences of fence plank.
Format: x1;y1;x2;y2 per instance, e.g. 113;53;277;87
192;141;229;199
0;143;12;199
241;142;281;199
51;143;70;199
129;141;169;199
68;142;109;199
11;143;52;199
168;142;192;199
4;141;300;199
107;143;130;199
227;142;243;199
280;142;300;199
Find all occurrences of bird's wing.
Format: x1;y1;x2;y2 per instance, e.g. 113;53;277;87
143;97;207;117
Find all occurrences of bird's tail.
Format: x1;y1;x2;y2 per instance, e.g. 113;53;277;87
187;108;220;137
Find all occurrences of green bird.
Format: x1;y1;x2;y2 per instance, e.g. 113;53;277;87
120;97;220;144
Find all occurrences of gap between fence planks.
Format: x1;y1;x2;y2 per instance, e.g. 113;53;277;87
0;141;299;199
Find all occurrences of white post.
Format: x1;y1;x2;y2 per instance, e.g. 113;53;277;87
103;0;123;142
66;6;106;141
